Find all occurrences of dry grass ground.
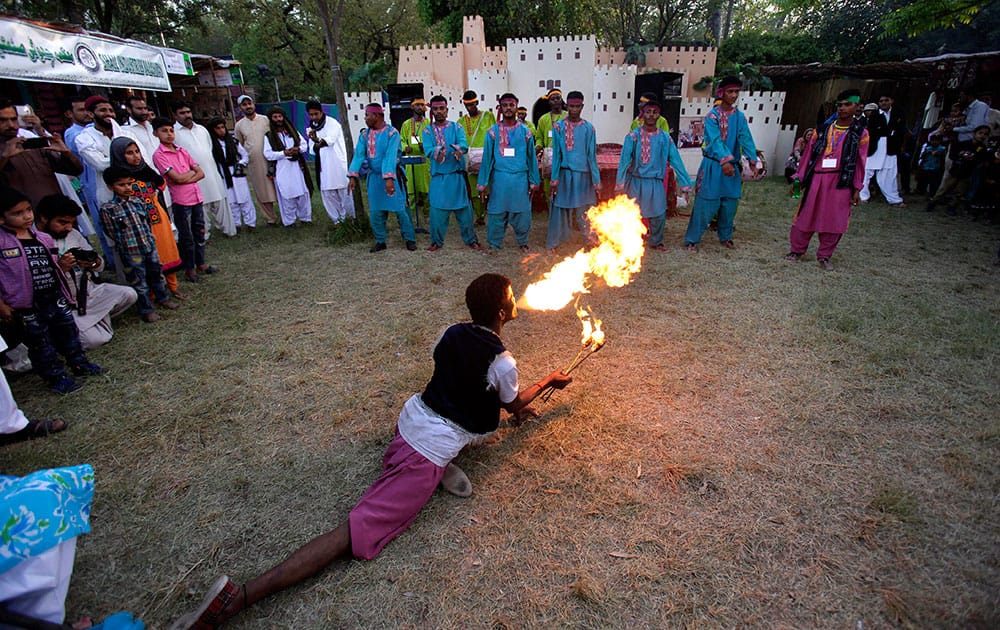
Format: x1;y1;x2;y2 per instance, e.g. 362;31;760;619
2;181;998;628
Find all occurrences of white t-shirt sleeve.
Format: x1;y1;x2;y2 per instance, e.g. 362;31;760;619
488;351;519;404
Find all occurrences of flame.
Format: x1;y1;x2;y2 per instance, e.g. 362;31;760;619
577;306;605;347
522;195;645;340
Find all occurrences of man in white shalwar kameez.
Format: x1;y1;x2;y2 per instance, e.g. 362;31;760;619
209;118;256;230
262;106;312;226
171;101;237;236
305;100;354;224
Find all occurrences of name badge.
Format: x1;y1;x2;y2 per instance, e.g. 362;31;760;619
1;247;21;259
822;157;838;169
503;148;515;157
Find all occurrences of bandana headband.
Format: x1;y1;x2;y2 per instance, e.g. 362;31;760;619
640;102;661;112
547;90;562;98
462;96;479;104
566;97;584;105
365;104;384;114
843;95;861;103
411;99;426;106
499;97;518;105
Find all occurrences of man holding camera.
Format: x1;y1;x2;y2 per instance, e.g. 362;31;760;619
35;194;137;349
0;98;82;208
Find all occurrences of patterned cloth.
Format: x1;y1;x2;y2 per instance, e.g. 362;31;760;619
99;195;157;258
0;465;94;573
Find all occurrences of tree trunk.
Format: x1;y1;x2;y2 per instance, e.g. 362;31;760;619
313;0;365;213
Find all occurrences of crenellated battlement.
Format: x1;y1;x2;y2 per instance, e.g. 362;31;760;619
508;34;594;46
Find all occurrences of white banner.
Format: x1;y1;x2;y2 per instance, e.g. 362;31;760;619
0;18;170;91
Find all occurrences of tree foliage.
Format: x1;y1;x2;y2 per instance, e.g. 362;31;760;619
718;31;827;66
6;0;204;40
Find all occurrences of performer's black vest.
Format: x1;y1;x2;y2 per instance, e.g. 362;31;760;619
422;323;506;434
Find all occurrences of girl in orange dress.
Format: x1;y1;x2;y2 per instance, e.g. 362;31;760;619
109;138;185;298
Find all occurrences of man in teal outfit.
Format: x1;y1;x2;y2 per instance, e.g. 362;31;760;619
422;95;484;252
683;76;762;251
547;90;600;249
616;99;692;251
348;103;416;252
477;94;540;252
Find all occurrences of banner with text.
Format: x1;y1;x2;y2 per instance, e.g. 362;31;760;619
0;18;170;91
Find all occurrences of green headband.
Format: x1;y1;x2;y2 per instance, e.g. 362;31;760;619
843;95;860;103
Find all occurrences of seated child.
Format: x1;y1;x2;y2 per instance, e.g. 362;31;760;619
98;167;178;323
0;187;101;394
34;194;138;351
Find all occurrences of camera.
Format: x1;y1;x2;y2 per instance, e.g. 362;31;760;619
22;137;50;150
67;247;99;263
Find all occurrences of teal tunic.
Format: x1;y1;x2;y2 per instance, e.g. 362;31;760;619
550;118;600;209
422;121;469;210
694;106;758;200
349;125;405;212
477;121;540;215
616;127;692;219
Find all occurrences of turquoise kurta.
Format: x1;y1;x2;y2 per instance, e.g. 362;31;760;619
422;121;469;210
349;125;405;212
694;106;757;200
477;121;540;215
550;118;600;209
616;127;692;219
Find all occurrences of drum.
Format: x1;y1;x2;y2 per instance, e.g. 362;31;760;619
467;147;484;174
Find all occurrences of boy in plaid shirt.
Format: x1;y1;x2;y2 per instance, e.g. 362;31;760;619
99;166;179;322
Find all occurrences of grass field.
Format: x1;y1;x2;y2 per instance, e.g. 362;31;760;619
3;179;998;628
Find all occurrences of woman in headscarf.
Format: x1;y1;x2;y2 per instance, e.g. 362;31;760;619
109;137;185;299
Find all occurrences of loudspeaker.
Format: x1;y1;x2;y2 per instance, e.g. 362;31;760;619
634;72;684;144
386;83;425;131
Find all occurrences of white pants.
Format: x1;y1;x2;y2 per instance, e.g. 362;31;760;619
230;200;256;228
76;283;138;351
0;368;29;434
860;156;902;204
278;193;312;225
227;179;256;228
0;538;76;624
204;199;238;236
321;188;355;223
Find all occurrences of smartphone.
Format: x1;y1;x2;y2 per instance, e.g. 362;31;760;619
14;105;34;128
22;137;50;149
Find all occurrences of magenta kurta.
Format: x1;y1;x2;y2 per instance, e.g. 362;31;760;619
792;125;869;234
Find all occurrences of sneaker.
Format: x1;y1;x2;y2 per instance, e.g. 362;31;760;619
467;242;484;251
406;241;417;251
684;243;699;253
650;243;668;251
784;252;803;262
197;265;219;275
721;240;736;249
818;257;834;270
427;243;443;252
50;376;82;395
369;242;387;253
142;312;162;323
519;244;530;252
71;361;103;376
159;299;180;310
184;271;202;283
